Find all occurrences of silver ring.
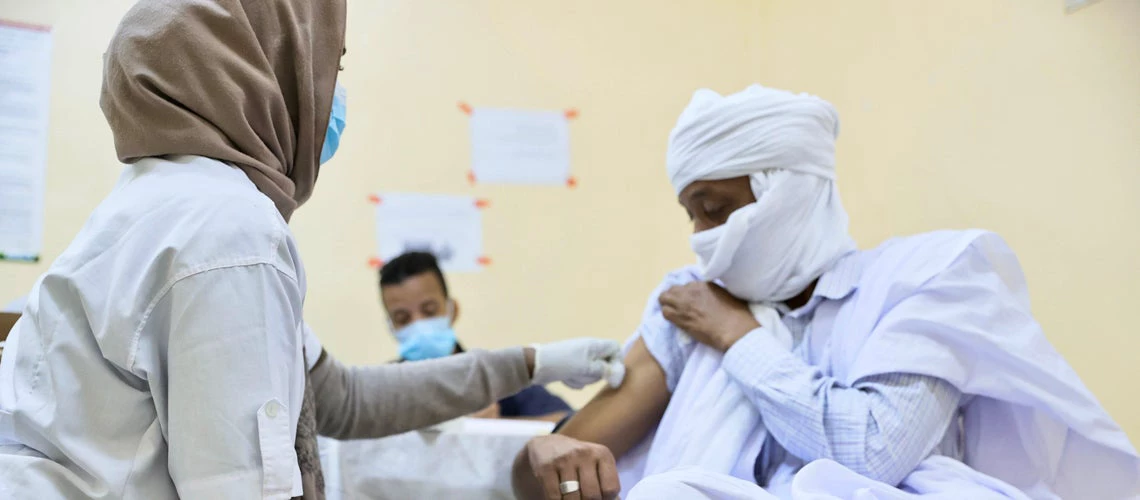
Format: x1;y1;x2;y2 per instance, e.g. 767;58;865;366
559;480;581;495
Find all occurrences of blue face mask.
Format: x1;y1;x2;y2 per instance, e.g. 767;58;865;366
319;82;347;165
395;316;458;361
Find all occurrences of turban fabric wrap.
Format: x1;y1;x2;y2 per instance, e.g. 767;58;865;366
667;85;855;303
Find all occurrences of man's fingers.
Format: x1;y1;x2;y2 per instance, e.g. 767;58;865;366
709;281;736;297
577;463;603;500
537;463;562;500
597;452;622;500
557;464;582;500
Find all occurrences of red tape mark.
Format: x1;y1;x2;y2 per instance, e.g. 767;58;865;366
566;176;578;188
477;256;492;266
564;108;580;120
458;101;474;115
0;19;50;32
475;199;491;209
367;194;381;205
368;257;383;269
467;170;477;186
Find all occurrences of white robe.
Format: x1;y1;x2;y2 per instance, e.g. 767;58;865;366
618;230;1139;499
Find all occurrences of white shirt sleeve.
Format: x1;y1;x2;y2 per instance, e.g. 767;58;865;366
722;333;962;485
303;323;323;372
156;263;305;499
631;266;704;392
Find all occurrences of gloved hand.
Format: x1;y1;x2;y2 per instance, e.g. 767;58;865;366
531;338;625;389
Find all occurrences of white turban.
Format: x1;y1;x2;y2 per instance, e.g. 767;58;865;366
668;85;855;303
667;85;840;193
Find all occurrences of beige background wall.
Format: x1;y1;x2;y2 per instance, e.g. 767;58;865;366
744;0;1140;437
0;0;1136;438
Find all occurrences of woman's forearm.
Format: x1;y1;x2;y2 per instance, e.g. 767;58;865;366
309;347;533;439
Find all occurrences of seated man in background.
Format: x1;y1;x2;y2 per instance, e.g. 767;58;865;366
510;85;1139;500
381;252;573;423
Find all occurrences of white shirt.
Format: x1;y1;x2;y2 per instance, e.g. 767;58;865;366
639;262;962;487
0;156;307;499
634;231;1139;497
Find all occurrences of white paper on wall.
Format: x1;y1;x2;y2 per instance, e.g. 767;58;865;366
0;20;52;262
1064;0;1101;13
467;106;573;186
374;193;486;273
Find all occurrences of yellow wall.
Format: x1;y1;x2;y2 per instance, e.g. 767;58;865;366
0;0;756;400
745;0;1140;437
1;0;1136;439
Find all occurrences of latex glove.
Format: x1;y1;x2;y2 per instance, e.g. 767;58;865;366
532;338;625;389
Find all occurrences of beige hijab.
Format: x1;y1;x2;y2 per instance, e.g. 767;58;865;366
100;1;345;498
100;0;346;221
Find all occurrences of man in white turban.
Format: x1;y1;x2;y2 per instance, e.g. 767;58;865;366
510;85;1139;500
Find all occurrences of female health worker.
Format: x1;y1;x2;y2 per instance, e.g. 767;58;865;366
0;1;623;498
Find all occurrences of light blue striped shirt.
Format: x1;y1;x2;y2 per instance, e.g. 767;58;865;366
642;254;966;487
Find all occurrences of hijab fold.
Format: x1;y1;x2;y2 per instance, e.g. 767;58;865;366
100;0;346;220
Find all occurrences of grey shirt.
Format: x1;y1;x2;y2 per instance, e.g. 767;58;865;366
309;348;532;440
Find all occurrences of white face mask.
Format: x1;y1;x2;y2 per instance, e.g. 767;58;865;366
689;170;855;303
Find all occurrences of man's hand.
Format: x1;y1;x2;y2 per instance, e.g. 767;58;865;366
658;282;759;351
511;338;668;500
520;434;621;500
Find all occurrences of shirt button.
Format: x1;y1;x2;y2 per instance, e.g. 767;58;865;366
265;401;280;418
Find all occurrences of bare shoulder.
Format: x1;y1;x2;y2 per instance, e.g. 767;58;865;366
623;337;667;379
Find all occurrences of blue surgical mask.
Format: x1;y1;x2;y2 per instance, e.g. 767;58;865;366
319;82;347;165
395;316;457;361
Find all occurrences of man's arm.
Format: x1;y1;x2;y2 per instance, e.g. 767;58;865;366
557;338;670;454
722;337;962;485
660;281;963;486
511;338;670;500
